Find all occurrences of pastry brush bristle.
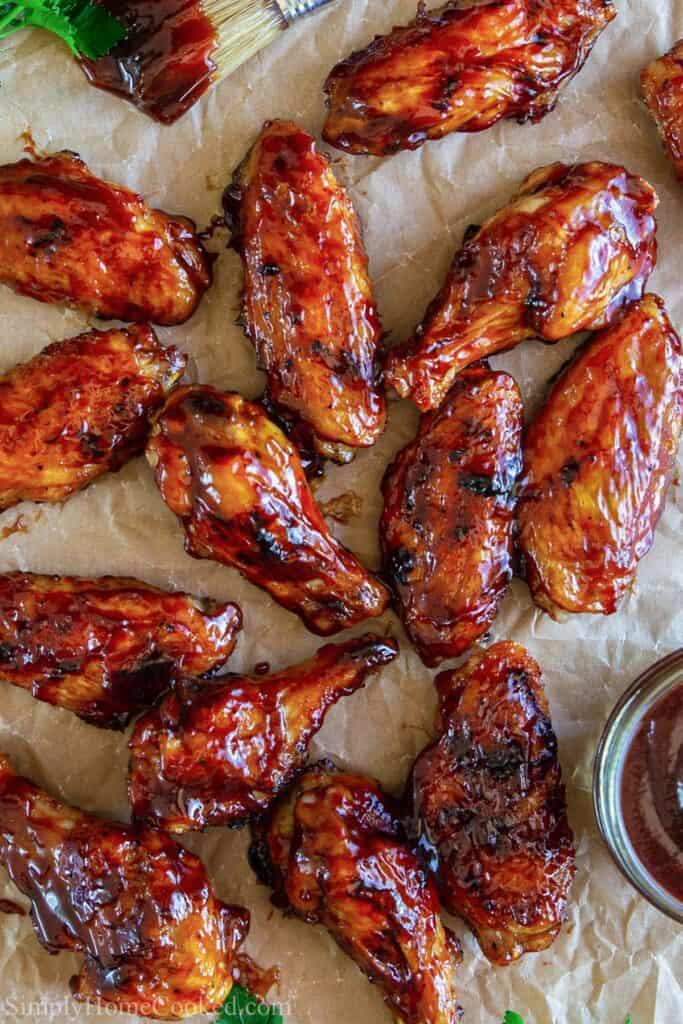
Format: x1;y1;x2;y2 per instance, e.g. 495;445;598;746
206;0;286;80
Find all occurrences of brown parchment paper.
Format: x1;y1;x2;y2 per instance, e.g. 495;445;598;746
0;2;682;1021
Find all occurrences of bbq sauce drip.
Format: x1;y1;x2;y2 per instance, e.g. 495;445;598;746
80;0;218;124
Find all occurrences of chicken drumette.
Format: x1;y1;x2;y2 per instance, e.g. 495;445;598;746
323;0;616;156
250;762;462;1024
518;295;683;617
0;754;249;1019
225;120;386;464
129;634;398;831
146;386;391;635
385;161;658;410
0;151;211;323
405;642;575;965
642;40;683;183
0;573;242;728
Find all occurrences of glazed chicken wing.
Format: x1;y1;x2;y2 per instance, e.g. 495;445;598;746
385;161;658;411
641;40;683;182
405;642;575;965
225;121;385;461
0;754;249;1019
129;634;398;831
323;0;616;156
0;152;211;323
250;763;462;1024
0;325;185;512
381;366;522;666
146;386;391;635
0;573;241;728
518;295;683;617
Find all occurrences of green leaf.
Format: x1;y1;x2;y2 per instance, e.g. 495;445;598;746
0;0;125;58
217;985;283;1024
503;1014;527;1024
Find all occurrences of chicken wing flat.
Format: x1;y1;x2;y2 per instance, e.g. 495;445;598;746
129;634;398;831
0;754;249;1019
250;763;462;1024
405;642;575;965
146;386;391;635
385;161;658;411
381;366;522;666
0;325;185;513
225;120;386;459
518;295;683;617
0;152;211;323
641;41;683;182
0;573;242;728
323;0;616;156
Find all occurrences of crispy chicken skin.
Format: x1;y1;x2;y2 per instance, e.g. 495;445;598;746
381;366;523;666
250;763;462;1024
0;573;242;729
641;41;683;182
129;634;398;832
0;754;249;1020
405;642;575;965
0;326;185;513
385;161;658;411
146;386;391;635
0;152;212;323
224;121;386;458
518;295;683;617
323;0;616;156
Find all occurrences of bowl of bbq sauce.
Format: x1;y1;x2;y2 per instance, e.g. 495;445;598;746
593;649;683;923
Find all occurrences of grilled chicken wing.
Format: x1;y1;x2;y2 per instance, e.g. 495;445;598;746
381;366;522;666
0;325;185;513
0;152;211;323
0;754;249;1019
0;573;241;728
224;121;385;461
641;41;683;182
129;634;398;832
323;0;616;156
250;763;462;1024
146;386;391;635
385;161;658;411
405;642;575;965
518;295;683;617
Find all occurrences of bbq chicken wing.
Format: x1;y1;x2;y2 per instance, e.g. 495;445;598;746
129;634;398;831
518;294;683;617
405;642;575;965
0;325;185;513
146;386;391;635
250;763;462;1024
0;754;249;1019
0;573;241;728
323;0;616;156
385;161;658;411
0;151;211;323
641;41;683;183
381;366;523;666
225;121;386;461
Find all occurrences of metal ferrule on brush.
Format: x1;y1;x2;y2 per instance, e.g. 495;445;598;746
272;0;336;24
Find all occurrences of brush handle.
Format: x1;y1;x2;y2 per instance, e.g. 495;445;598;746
274;0;337;24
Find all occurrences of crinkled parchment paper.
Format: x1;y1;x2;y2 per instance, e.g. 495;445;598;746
0;2;682;1022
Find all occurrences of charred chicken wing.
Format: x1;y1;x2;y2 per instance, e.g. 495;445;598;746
146;386;391;635
250;763;462;1024
0;754;249;1019
641;40;683;183
129;634;398;831
0;325;185;512
518;294;683;617
225;121;386;460
0;573;242;728
323;0;616;156
0;151;211;323
405;642;575;965
385;161;658;410
381;366;523;666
